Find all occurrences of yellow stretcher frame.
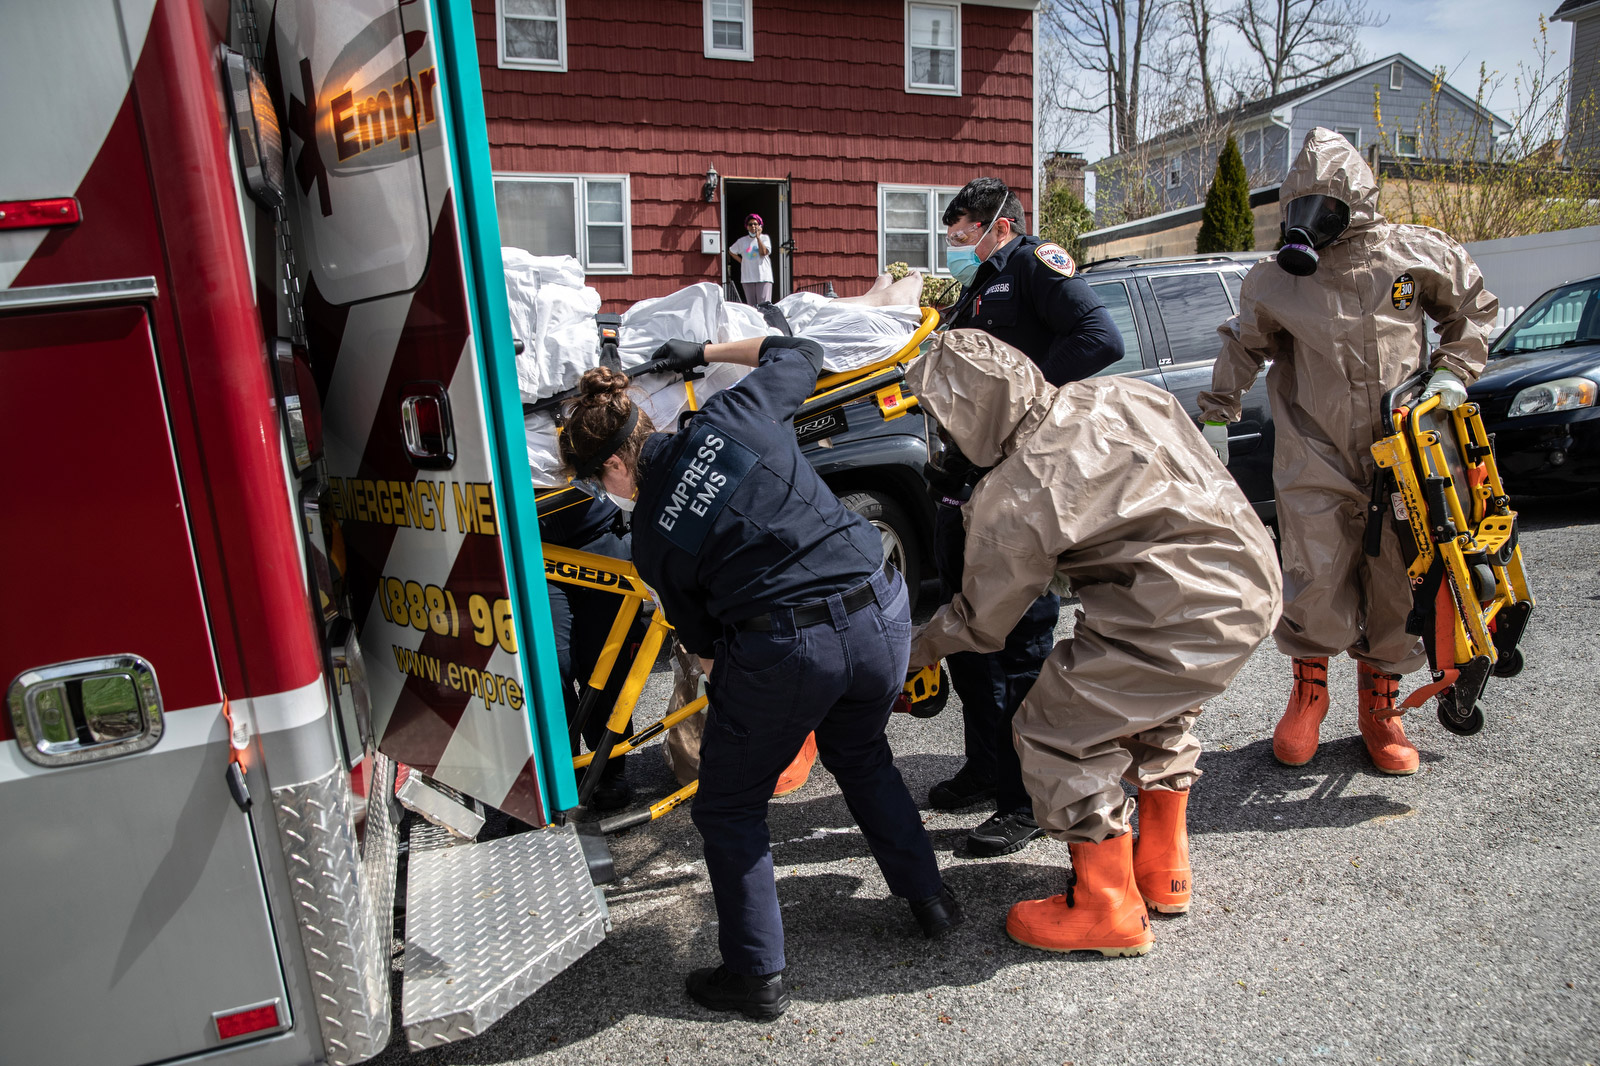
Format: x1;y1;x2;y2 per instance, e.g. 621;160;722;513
1369;380;1535;735
531;306;947;832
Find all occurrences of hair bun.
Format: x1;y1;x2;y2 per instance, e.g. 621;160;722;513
576;365;631;406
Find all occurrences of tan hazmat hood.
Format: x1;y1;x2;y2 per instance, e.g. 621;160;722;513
905;329;1053;467
1281;127;1383;232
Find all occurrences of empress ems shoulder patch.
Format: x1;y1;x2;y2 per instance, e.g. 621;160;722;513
1035;242;1076;277
655;422;759;556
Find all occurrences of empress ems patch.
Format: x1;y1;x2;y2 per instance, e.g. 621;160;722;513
655;422;759;556
1035;242;1076;277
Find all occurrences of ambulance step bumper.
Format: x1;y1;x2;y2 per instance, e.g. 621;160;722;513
400;819;608;1050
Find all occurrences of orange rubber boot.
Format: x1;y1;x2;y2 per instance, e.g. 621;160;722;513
1132;788;1191;914
773;732;818;797
1006;833;1153;957
1357;663;1418;775
1273;657;1330;766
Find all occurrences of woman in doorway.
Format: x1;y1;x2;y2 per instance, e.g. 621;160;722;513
729;213;774;305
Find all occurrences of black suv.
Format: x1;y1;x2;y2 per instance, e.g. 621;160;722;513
796;253;1279;609
1077;252;1276;521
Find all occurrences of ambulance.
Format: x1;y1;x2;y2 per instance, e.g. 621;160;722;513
1;1;609;1062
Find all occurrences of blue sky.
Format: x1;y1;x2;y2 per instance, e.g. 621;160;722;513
1066;0;1573;173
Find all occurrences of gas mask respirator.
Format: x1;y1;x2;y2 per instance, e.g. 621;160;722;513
924;426;987;508
1276;194;1352;277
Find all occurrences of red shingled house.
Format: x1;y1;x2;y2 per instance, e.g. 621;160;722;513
474;0;1039;310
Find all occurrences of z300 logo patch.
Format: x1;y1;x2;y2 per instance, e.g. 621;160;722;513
1392;272;1416;310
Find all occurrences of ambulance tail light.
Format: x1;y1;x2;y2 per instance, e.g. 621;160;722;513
222;49;285;207
212;998;284;1042
273;340;323;475
0;197;81;231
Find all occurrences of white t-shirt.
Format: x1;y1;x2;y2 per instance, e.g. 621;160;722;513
731;234;773;284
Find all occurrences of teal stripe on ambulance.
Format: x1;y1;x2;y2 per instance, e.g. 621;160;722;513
431;0;578;814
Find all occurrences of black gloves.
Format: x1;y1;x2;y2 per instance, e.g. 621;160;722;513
650;338;707;374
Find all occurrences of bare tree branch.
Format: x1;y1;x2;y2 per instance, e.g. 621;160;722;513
1222;0;1385;98
1041;0;1166;155
1170;0;1222;116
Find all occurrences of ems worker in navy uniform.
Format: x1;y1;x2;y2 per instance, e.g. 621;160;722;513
559;336;961;1021
925;178;1125;857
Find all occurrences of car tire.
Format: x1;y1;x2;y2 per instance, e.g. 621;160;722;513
839;490;922;614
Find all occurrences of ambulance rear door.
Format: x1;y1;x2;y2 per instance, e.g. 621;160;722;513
264;0;573;825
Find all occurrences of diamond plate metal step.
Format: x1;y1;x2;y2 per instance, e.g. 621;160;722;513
401;820;608;1050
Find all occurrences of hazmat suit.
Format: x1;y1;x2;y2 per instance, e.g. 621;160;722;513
1197;128;1499;774
907;329;1281;956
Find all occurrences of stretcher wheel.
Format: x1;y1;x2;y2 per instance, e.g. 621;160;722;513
1492;647;1524;678
1470;563;1497;602
1436;690;1485;736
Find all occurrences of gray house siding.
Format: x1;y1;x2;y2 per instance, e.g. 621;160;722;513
1261;125;1289;179
1292;61;1495;160
1091;55;1502;225
1569;11;1600;158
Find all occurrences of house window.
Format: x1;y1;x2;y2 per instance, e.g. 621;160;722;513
1337;127;1361;148
498;0;566;72
493;174;631;273
1390;61;1404;91
1395;131;1419;157
1167;156;1182;189
906;2;960;96
704;0;753;61
879;184;961;273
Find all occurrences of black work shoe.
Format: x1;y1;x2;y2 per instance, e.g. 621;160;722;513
909;884;966;939
586;778;632;813
928;767;996;811
965;810;1044;858
685;965;790;1020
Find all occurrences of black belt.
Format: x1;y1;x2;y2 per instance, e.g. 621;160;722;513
736;564;891;632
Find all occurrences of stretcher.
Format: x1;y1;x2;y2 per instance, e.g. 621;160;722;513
532;306;945;832
1368;372;1535;736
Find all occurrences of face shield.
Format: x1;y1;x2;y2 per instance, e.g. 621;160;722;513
1276;194;1352;277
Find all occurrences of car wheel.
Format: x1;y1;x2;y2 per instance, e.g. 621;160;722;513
839;490;922;613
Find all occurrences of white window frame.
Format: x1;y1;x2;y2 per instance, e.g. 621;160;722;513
497;0;567;73
1390;61;1404;91
1395;130;1420;158
492;172;633;274
1336;126;1361;149
905;1;961;97
1167;155;1182;189
878;183;963;275
704;0;754;61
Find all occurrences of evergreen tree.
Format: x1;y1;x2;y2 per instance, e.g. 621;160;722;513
1038;184;1094;264
1196;136;1254;253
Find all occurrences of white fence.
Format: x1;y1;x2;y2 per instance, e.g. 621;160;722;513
1463;225;1600;334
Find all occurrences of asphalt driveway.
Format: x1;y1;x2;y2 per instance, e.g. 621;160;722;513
375;494;1600;1066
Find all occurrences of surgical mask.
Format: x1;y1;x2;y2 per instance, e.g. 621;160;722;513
945;217;995;285
1276;194;1351;277
606;491;636;514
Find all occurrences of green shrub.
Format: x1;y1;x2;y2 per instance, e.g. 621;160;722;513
1197;136;1254;253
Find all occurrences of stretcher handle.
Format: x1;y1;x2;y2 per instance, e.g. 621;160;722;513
1381;369;1433;435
